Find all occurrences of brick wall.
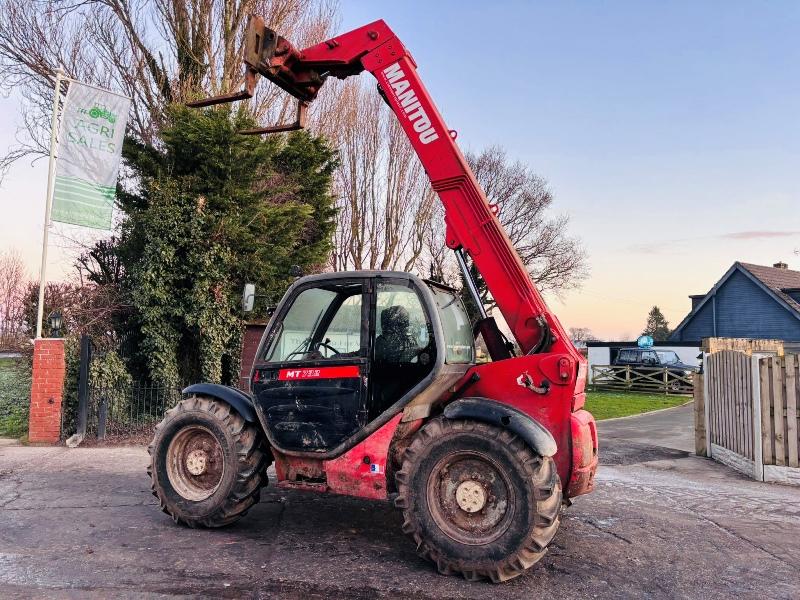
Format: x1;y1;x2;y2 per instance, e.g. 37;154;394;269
240;323;267;390
28;338;66;444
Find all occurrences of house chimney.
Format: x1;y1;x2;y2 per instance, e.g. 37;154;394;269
689;294;705;310
773;261;788;270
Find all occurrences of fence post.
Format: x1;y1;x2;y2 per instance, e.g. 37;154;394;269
97;396;107;440
703;352;711;457
694;371;706;456
751;354;765;481
77;335;90;436
625;366;631;390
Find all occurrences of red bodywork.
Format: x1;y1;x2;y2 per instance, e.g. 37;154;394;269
217;17;599;500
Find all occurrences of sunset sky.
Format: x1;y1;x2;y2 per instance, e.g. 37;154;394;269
1;1;798;340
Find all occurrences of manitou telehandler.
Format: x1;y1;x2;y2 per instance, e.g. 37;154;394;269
148;15;598;583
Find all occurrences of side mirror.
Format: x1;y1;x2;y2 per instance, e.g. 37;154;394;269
290;265;304;278
242;283;255;313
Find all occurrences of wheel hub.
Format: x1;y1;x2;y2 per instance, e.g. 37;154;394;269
455;480;486;513
185;449;208;476
426;451;514;546
166;425;224;501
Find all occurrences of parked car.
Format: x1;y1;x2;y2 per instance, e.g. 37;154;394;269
613;348;699;388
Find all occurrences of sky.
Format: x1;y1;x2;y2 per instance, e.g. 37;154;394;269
1;1;799;340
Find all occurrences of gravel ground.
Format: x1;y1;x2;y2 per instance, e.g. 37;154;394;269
1;406;799;599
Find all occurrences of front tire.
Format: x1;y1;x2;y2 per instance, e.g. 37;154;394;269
147;395;270;528
395;418;562;583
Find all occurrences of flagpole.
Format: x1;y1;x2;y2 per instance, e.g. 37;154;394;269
35;68;64;339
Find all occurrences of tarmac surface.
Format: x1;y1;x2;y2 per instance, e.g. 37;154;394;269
1;404;799;599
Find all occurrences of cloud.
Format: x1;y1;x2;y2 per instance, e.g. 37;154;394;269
625;230;800;254
718;230;800;240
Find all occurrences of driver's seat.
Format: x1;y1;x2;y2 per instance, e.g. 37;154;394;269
369;305;431;420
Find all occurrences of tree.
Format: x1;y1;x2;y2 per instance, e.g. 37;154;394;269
569;327;598;348
423;146;588;308
113;105;337;386
316;85;587;299
0;0;338;173
0;2;341;386
642;306;671;341
0;250;28;347
317;80;436;272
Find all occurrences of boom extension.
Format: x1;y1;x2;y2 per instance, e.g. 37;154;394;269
191;15;582;365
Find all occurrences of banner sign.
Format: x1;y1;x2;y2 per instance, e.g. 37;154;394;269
51;81;130;229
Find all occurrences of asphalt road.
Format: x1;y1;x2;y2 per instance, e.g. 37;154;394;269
1;405;799;599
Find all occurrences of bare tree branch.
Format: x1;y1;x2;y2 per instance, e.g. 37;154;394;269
423;145;588;301
0;0;339;170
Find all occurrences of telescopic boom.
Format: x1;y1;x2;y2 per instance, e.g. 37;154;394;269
191;16;582;367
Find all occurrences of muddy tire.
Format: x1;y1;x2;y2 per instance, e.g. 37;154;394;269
147;395;270;528
395;418;562;583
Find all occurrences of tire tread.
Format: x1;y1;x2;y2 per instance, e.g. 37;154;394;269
394;417;562;583
147;395;271;528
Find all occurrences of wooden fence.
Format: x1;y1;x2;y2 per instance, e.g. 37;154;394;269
759;354;800;471
591;365;694;395
702;351;800;484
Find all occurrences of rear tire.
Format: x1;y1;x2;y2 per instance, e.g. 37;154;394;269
395;418;562;583
147;395;271;528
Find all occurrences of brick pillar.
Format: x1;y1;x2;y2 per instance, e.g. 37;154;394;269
28;338;66;444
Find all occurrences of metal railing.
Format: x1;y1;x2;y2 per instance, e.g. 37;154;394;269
591;364;694;395
85;383;182;440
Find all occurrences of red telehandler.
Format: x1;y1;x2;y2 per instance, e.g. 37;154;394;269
148;16;598;583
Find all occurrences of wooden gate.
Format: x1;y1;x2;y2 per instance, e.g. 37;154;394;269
704;350;754;471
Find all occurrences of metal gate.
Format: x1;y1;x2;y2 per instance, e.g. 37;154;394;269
72;335;180;443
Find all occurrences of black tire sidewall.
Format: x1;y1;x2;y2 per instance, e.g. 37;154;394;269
409;428;538;564
152;409;240;520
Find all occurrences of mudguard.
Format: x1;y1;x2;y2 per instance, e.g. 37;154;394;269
443;397;557;457
182;383;257;422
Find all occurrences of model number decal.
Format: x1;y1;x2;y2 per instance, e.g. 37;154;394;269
278;366;360;381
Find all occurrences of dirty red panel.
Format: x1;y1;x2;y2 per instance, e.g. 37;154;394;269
324;413;404;500
278;366;360;381
272;452;324;479
567;409;598;497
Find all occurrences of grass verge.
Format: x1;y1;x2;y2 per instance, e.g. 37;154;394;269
585;390;689;420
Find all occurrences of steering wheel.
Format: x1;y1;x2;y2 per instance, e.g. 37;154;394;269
316;341;341;358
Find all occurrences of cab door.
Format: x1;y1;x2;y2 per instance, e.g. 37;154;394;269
252;280;369;452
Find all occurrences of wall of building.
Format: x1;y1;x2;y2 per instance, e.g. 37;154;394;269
239;323;267;390
674;270;800;342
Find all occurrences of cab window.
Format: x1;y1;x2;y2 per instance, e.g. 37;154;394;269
430;287;474;364
370;282;435;419
374;283;432;364
264;284;363;362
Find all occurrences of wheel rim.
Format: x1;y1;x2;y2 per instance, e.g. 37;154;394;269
166;425;224;501
426;450;515;546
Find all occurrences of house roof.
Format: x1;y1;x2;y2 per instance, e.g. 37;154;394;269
739;262;800;314
670;262;800;338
